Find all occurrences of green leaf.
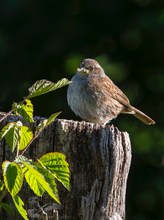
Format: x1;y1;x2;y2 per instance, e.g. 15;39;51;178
12;99;34;123
19;126;33;150
12;195;28;220
27;78;71;99
22;163;45;197
0;123;15;141
46;112;61;126
2;161;23;197
0;122;20;152
0;179;4;191
39;152;70;190
36;112;61;134
22;161;60;203
0;122;32;152
15;155;28;162
0;202;15;217
35;164;59;200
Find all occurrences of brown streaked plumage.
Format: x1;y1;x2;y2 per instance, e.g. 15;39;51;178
67;58;155;125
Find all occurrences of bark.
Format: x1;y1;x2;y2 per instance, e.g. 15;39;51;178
0;117;131;220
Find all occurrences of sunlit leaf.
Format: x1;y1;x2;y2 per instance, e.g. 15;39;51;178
12;99;34;123
0;179;4;191
46;112;61;126
34;164;59;200
22;164;45;197
0;123;15;141
12;195;28;220
23;161;45;196
19;126;33;150
35;119;47;134
15;155;29;163
22;161;60;203
0;122;19;152
27;78;71;99
39;152;70;190
36;112;61;134
2;161;23;197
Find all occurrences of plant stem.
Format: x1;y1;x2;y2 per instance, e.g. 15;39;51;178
0;110;13;123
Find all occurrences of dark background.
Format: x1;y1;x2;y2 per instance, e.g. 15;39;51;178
0;0;163;219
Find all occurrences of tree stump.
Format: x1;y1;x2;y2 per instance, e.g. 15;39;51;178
0;118;132;220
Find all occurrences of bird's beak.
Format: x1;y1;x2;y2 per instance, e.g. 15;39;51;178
77;67;89;74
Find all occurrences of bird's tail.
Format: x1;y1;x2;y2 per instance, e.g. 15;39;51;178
131;106;155;125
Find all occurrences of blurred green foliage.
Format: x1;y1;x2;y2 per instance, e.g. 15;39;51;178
0;0;163;219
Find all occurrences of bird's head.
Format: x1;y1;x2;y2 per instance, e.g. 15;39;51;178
77;58;104;77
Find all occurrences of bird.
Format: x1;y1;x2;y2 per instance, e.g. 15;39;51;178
67;58;155;126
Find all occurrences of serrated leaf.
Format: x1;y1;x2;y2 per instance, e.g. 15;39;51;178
12;195;28;220
35;164;59;199
2;161;23;197
39;152;70;190
0;122;19;152
19;126;33;150
46;112;61;126
0;123;15;141
36;112;61;133
22;164;45;197
12;99;34;123
22;162;60;203
0;202;15;217
35;119;47;134
27;78;70;99
15;155;29;163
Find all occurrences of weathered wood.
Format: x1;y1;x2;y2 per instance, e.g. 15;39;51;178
0;117;131;220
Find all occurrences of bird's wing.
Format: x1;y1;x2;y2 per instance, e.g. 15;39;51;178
89;75;131;108
109;82;131;108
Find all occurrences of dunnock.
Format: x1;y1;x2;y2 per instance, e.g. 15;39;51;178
67;58;155;125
